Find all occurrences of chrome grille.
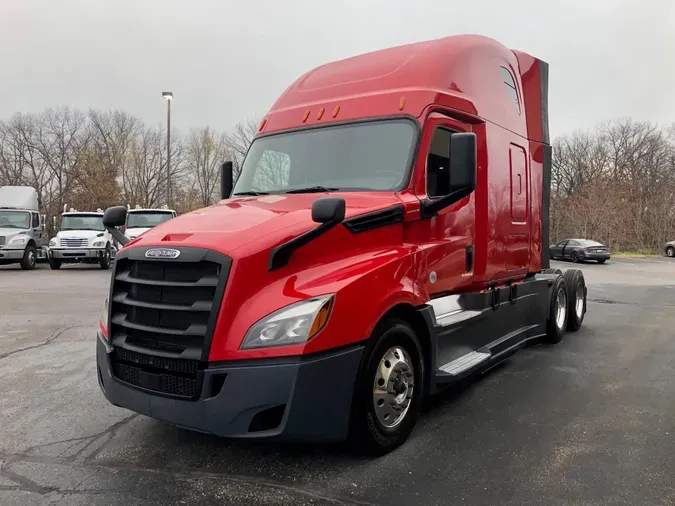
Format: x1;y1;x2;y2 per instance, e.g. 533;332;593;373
60;238;88;248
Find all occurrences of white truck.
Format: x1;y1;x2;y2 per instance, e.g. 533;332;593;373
0;186;47;270
124;205;177;241
47;206;114;270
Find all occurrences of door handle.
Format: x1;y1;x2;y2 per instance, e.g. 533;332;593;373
518;174;522;195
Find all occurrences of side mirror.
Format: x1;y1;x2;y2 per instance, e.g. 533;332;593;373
269;197;346;270
221;161;233;199
103;206;130;246
449;132;477;193
103;206;127;228
422;132;477;217
312;197;346;224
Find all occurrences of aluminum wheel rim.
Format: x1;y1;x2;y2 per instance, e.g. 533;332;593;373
555;287;567;329
668;248;675;257
575;283;584;319
28;250;35;266
372;346;414;429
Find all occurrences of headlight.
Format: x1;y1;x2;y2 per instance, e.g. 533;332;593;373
49;238;58;247
240;295;334;350
9;236;27;245
93;240;105;247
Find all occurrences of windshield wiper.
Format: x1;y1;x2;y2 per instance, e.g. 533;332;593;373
284;186;339;194
233;191;270;196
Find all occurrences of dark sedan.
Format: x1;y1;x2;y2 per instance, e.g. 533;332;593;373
550;238;610;263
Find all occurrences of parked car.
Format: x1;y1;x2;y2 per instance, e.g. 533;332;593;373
665;241;675;258
550;238;610;263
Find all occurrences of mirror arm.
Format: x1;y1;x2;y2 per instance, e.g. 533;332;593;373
106;226;129;247
420;186;474;218
268;218;341;271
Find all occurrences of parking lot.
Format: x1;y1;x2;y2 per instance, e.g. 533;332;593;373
1;257;675;505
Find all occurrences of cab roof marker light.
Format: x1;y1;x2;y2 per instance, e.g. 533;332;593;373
399;96;406;110
302;110;310;122
332;105;340;118
258;118;267;132
317;107;325;120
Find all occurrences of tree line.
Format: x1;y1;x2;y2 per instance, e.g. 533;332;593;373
1;108;673;251
552;118;675;252
0;107;258;235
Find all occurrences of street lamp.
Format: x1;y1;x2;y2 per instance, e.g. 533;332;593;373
162;91;173;207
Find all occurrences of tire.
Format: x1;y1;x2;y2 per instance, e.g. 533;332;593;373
563;269;586;332
542;268;563;276
20;244;37;270
666;246;675;258
597;259;607;264
48;258;62;270
570;251;579;263
99;245;111;270
543;275;568;344
348;318;424;456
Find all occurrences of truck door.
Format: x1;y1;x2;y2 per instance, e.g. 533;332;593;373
31;212;43;246
415;114;475;297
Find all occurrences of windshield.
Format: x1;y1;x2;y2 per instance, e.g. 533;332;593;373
0;211;30;229
0;210;31;229
61;214;104;231
126;211;174;229
233;119;418;195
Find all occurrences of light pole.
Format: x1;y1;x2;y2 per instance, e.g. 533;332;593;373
162;91;173;207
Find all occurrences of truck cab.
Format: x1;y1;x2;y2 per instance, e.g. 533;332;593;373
124;206;177;241
48;207;113;270
0;185;46;270
96;34;588;456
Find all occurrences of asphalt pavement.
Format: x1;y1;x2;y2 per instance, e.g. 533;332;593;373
1;257;675;505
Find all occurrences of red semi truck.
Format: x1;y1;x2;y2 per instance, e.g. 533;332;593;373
97;34;588;455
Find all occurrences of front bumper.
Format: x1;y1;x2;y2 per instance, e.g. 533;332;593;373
50;247;105;260
96;333;364;442
0;248;24;260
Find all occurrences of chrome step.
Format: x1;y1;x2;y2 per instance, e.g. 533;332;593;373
438;350;492;376
436;309;482;327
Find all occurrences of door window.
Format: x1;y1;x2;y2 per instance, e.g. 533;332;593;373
426;127;453;198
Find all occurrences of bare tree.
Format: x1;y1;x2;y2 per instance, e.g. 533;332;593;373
185;126;231;207
226;117;259;180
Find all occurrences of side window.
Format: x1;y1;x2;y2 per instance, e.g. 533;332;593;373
426;128;452;198
500;67;521;115
32;213;40;228
251;150;291;192
567;240;579;246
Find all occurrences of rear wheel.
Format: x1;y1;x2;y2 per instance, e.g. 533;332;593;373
348;318;424;456
563;269;586;331
666;246;675;258
48;257;62;270
570;251;580;263
542;268;563;276
544;275;568;344
597;259;607;264
20;244;37;270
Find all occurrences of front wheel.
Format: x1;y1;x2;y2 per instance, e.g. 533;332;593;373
48;257;62;270
99;245;111;270
666;246;675;258
348;319;424;456
20;245;37;270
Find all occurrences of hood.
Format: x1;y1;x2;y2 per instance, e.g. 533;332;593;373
130;192;404;256
57;230;105;239
125;227;151;238
0;228;29;245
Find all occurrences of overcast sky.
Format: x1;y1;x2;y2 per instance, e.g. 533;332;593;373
1;0;673;140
